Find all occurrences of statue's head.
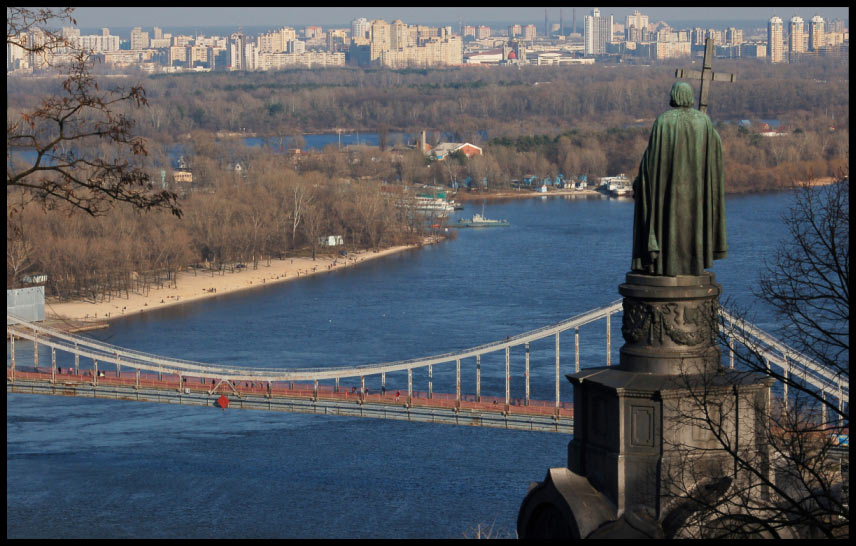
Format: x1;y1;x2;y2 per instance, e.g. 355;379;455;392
669;82;694;108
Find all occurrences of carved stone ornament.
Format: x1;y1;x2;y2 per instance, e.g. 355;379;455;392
621;299;717;347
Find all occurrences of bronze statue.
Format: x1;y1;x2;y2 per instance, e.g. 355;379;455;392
631;82;727;276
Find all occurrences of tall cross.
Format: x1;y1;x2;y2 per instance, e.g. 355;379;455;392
675;37;736;114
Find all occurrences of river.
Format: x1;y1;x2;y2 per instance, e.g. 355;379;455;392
7;191;794;538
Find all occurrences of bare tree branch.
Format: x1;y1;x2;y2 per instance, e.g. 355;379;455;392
7;7;181;219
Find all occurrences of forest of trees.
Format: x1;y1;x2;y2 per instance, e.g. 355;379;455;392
7;56;849;296
7;58;849;140
8;157;426;300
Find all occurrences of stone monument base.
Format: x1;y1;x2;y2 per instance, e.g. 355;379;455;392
518;271;776;538
618;272;722;375
518;367;773;538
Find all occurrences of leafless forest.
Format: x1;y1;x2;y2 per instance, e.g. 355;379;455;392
7;58;849;299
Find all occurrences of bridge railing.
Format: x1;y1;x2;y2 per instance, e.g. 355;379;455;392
7;302;848;420
8;302;622;380
719;309;848;424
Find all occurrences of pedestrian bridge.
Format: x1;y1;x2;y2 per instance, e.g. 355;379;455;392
6;301;848;433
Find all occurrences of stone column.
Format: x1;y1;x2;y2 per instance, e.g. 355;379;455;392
618;272;721;375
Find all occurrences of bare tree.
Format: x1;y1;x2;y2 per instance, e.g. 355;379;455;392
301;202;327;261
6;234;34;288
287;176;315;252
758;179;849;377
6;7;181;219
661;175;849;538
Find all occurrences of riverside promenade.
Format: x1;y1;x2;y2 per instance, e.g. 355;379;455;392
43;239;440;328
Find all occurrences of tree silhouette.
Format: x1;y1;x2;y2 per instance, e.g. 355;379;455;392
7;7;181;219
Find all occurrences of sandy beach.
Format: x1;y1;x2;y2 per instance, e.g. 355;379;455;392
45;240;436;324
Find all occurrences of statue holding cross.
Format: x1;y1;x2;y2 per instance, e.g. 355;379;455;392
630;38;733;277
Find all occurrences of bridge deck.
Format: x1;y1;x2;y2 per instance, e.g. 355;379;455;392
6;369;575;434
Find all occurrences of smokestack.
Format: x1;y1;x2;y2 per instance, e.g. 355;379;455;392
545;8;548;38
573;8;576;34
421;130;427;154
560;8;564;36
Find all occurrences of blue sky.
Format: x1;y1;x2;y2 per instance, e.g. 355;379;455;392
72;7;849;30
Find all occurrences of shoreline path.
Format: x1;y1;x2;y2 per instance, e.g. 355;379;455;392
45;239;438;325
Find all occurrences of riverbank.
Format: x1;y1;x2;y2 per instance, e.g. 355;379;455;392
44;238;441;326
453;176;842;202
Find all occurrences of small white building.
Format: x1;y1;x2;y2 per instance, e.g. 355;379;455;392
319;235;344;247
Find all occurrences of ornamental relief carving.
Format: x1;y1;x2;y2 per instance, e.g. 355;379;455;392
621;299;717;347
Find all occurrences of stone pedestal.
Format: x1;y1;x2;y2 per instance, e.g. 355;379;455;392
618;272;721;375
518;272;773;538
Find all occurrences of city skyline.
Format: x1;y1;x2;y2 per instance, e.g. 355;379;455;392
72;7;849;30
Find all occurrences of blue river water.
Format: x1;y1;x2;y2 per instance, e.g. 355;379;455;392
7;191;795;538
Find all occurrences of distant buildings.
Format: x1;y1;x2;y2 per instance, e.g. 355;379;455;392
768;16;785;63
584;8;613;55
5;11;848;75
809;15;825;51
625;10;649;42
788;16;807;59
350;18;462;68
427;142;483;160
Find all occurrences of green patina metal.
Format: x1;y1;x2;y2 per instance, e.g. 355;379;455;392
630;82;728;277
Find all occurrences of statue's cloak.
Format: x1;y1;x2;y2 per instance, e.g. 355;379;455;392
631;83;727;276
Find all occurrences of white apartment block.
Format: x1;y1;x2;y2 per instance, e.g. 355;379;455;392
584;8;613;55
809;15;825;51
256;51;345;70
789;16;807;55
378;35;462;68
768;16;785;63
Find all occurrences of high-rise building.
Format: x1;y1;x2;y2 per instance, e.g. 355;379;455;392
523;24;537;41
706;28;722;45
477;25;491;39
61;26;80;40
767;16;784;63
828;18;845;33
788;16;806;57
130;27;149;50
391;19;409;49
809;15;825;51
370;19;391;61
229;32;247;70
327;28;349;52
584;8;613;55
508;24;522;38
351;17;370;43
725;28;743;46
75;33;120;53
625;10;648;41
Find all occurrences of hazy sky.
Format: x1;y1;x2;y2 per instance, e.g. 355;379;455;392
72;7;849;30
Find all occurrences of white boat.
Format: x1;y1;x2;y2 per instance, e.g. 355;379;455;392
455;203;510;228
412;196;455;213
395;196;454;218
